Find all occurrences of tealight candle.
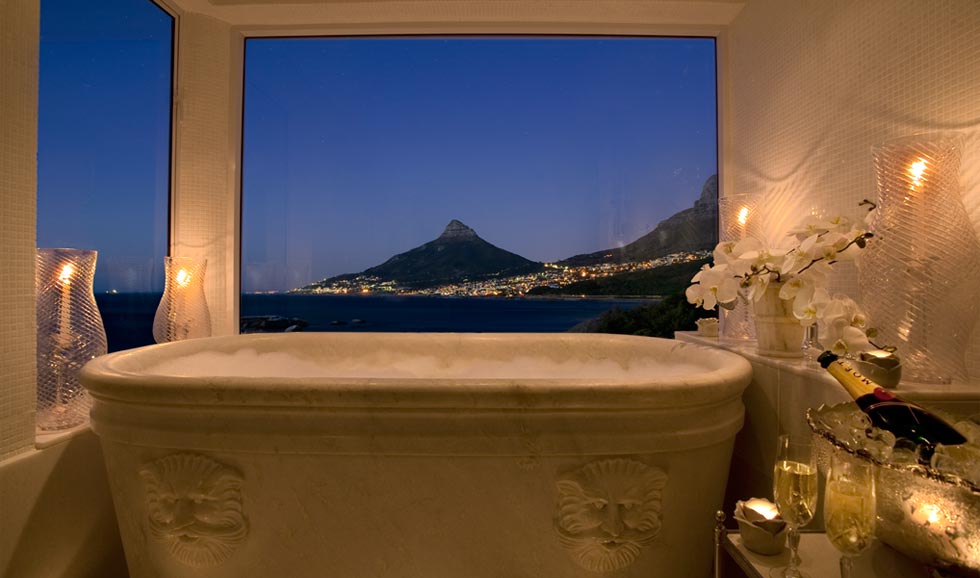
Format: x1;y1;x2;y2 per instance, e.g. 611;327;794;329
854;349;903;389
744;498;780;521
696;317;719;337
735;498;787;555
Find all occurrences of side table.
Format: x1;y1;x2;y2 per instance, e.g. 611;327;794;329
720;531;931;578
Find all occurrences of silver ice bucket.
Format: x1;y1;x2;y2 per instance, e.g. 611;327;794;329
808;404;980;577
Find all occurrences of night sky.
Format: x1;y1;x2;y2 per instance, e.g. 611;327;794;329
37;0;172;293
36;0;717;294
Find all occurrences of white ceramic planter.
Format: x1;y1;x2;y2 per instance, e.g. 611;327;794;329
751;283;804;358
80;333;752;578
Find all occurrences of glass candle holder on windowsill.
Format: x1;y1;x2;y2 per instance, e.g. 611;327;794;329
36;248;107;431
718;193;762;341
153;257;212;343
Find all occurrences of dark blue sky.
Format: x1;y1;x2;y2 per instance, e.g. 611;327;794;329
37;0;716;294
243;37;717;292
37;0;172;293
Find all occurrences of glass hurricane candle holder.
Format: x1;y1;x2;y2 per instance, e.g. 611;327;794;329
152;257;211;343
36;248;107;430
718;194;761;341
859;133;980;384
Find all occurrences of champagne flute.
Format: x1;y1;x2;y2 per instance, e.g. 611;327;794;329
823;452;876;578
772;434;818;578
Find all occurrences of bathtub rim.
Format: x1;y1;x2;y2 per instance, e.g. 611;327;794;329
80;332;752;411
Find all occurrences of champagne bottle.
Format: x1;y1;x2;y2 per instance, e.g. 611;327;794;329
818;352;966;458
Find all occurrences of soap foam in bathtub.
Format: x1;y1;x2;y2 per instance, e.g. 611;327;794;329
146;348;705;381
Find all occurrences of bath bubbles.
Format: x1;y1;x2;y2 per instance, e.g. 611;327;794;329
144;347;709;381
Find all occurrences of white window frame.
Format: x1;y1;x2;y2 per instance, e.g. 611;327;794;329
167;1;737;335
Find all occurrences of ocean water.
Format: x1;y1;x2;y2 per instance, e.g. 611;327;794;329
96;293;652;353
242;294;651;333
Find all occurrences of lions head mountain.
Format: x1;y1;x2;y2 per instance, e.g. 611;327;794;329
301;220;544;291
295;174;717;294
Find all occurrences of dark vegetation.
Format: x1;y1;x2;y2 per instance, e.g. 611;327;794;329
571;292;716;338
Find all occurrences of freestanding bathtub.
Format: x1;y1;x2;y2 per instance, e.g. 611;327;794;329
80;333;751;578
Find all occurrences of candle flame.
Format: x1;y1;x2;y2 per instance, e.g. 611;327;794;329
59;264;74;284
909;159;928;189
745;498;779;520
176;269;191;287
737;207;750;227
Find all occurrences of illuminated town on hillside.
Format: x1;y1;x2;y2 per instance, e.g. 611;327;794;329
292;250;709;298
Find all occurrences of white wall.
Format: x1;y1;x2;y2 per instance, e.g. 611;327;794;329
726;0;980;379
0;4;127;576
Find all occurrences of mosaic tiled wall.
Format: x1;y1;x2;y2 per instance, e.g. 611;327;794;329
0;0;39;460
728;0;980;380
173;14;243;335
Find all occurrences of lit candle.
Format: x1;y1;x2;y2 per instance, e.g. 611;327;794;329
171;268;192;339
176;268;191;288
908;158;928;190
744;497;780;521
736;206;751;239
735;497;786;555
57;263;74;348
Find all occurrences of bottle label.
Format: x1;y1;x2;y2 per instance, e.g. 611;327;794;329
827;358;879;400
837;359;877;390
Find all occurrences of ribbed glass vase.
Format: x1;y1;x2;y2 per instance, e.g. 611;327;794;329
153;257;212;343
718;194;761;341
36;248;106;430
860;133;980;384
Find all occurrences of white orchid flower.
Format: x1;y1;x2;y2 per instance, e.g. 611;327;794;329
686;263;739;310
782;230;850;276
744;273;771;303
786;217;830;240
686;204;880;353
830;228;871;262
736;238;790;280
828;326;874;356
826;215;853;233
712;241;739;266
795;286;831;323
817;294;873;355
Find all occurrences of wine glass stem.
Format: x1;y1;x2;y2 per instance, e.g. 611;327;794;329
839;555;853;578
788;526;802;575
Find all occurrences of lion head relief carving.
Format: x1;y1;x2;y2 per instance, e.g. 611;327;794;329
140;453;248;568
555;458;668;573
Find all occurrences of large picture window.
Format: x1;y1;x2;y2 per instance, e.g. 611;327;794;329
38;0;174;352
241;37;717;334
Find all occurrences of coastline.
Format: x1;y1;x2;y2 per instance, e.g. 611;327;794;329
263;292;662;303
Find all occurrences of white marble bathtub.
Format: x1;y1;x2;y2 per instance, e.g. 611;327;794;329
80;333;751;578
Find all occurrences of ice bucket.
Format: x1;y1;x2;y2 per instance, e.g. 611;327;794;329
808;404;980;577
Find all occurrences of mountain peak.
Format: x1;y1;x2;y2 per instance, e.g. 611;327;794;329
438;219;478;241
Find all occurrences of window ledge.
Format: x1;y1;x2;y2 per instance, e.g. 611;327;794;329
675;331;980;404
35;420;93;450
